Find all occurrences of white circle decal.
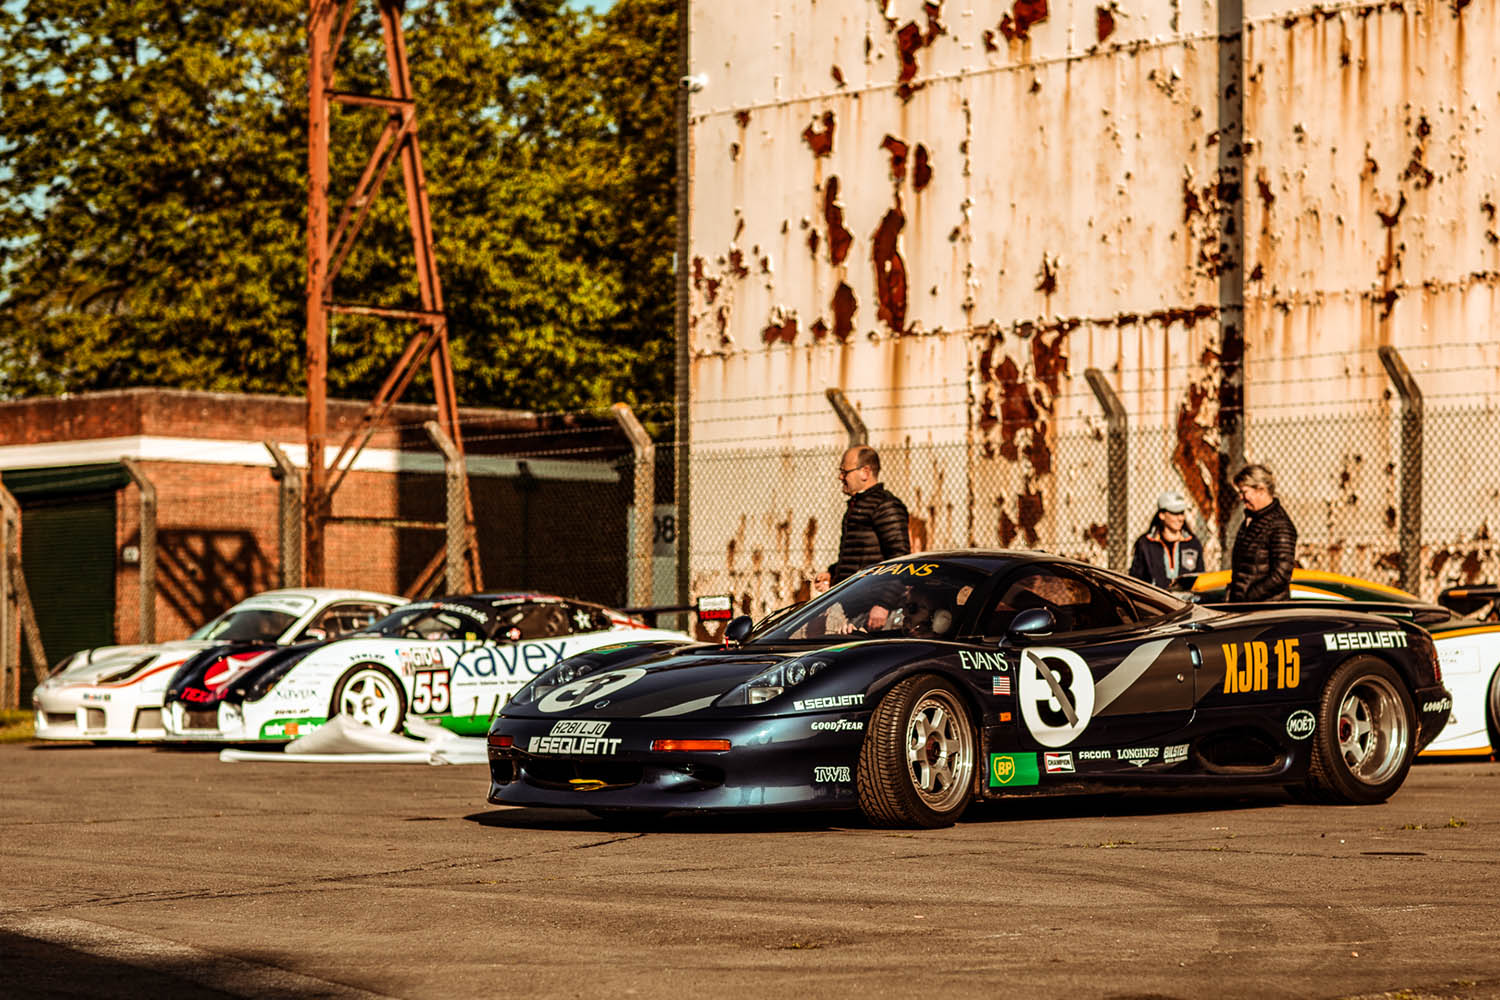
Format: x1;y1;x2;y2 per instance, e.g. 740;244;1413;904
537;668;648;714
1018;647;1096;748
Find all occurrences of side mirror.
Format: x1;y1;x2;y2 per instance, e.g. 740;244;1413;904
301;627;327;642
1006;608;1055;642
724;615;754;645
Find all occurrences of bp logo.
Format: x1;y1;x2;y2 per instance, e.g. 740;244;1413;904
988;753;1040;788
1286;709;1316;740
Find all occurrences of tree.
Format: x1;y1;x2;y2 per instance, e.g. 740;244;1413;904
0;0;677;414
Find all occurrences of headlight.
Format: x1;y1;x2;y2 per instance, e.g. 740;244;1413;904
715;657;829;707
95;655;158;685
508;656;611;708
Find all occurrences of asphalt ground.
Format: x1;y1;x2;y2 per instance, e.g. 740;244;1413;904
3;744;1500;1000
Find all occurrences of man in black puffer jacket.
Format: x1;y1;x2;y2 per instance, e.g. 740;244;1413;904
1227;463;1298;602
817;446;911;588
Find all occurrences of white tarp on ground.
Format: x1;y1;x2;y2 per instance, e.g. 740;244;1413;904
218;715;488;765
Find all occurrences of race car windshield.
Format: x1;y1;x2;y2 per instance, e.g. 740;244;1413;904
193;609;297;643
753;561;990;642
362;605;488;641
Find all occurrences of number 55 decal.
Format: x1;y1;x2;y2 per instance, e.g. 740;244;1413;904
412;670;451;714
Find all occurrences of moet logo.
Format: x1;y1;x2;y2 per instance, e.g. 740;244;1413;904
1286;709;1316;740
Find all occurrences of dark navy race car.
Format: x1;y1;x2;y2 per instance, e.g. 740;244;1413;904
486;551;1450;827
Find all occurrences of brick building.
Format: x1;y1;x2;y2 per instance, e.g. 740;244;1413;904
0;389;631;695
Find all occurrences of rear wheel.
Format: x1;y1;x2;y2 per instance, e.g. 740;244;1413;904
857;675;976;828
1303;656;1415;805
331;665;406;734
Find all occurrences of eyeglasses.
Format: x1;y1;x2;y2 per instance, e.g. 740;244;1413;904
837;466;863;480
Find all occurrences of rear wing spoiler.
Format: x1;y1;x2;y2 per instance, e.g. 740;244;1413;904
1199;599;1452;627
622;594;736;637
1437;585;1500;617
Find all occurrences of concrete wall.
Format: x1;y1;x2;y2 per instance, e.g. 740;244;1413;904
688;0;1500;613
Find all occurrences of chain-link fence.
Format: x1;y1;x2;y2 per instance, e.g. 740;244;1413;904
5;375;1498;709
675;398;1500;619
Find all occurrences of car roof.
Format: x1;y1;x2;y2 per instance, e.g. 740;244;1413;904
241;587;405;604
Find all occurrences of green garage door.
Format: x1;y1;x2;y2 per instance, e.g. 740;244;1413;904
3;467;122;705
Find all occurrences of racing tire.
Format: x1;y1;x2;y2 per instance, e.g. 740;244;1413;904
857;675;976;829
1486;666;1500;757
1303;656;1416;805
330;664;406;735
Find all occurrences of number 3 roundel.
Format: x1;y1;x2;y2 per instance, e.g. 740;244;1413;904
1018;647;1096;747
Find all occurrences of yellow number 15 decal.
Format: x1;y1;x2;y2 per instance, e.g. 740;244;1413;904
1221;639;1300;693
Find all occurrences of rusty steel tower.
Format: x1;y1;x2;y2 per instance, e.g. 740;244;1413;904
304;0;482;594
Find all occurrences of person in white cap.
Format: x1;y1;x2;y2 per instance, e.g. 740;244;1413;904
1128;490;1205;589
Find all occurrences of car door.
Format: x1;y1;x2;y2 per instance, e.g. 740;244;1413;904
972;564;1198;754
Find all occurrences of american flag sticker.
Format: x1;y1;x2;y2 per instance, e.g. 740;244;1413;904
991;675;1012;696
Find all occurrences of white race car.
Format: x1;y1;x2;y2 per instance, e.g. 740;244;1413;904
32;588;403;741
160;593;693;742
1193;570;1499;757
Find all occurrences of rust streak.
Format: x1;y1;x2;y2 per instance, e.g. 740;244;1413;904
824;177;853;266
728;248;749;280
1016;488;1044;547
872;207;909;334
802;111;835;158
1172;374;1219;525
761;315;798;345
895;22;923;85
998;505;1018;547
1000;0;1049;42
831;283;858;342
913;144;932;191
1095;5;1115;44
882;135;909;184
995;356;1037;462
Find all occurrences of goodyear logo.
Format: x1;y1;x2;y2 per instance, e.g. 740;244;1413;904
988;753;1040;788
1422;697;1452;713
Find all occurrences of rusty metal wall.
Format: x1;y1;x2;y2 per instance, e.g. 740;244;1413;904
687;0;1500;615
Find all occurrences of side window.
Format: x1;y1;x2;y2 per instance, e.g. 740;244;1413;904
566;603;613;634
492;602;572;641
1104;575;1189;620
309;603;390;639
976;568;1130;635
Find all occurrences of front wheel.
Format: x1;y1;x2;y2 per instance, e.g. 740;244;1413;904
331;665;406;734
857;675;976;828
1303;656;1415;805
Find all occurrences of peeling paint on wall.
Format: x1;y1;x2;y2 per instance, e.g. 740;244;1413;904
802;111;836;158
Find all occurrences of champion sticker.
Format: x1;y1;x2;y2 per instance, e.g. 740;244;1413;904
1043;751;1074;774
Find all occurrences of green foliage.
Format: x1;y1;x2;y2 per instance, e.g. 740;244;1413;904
0;0;677;413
